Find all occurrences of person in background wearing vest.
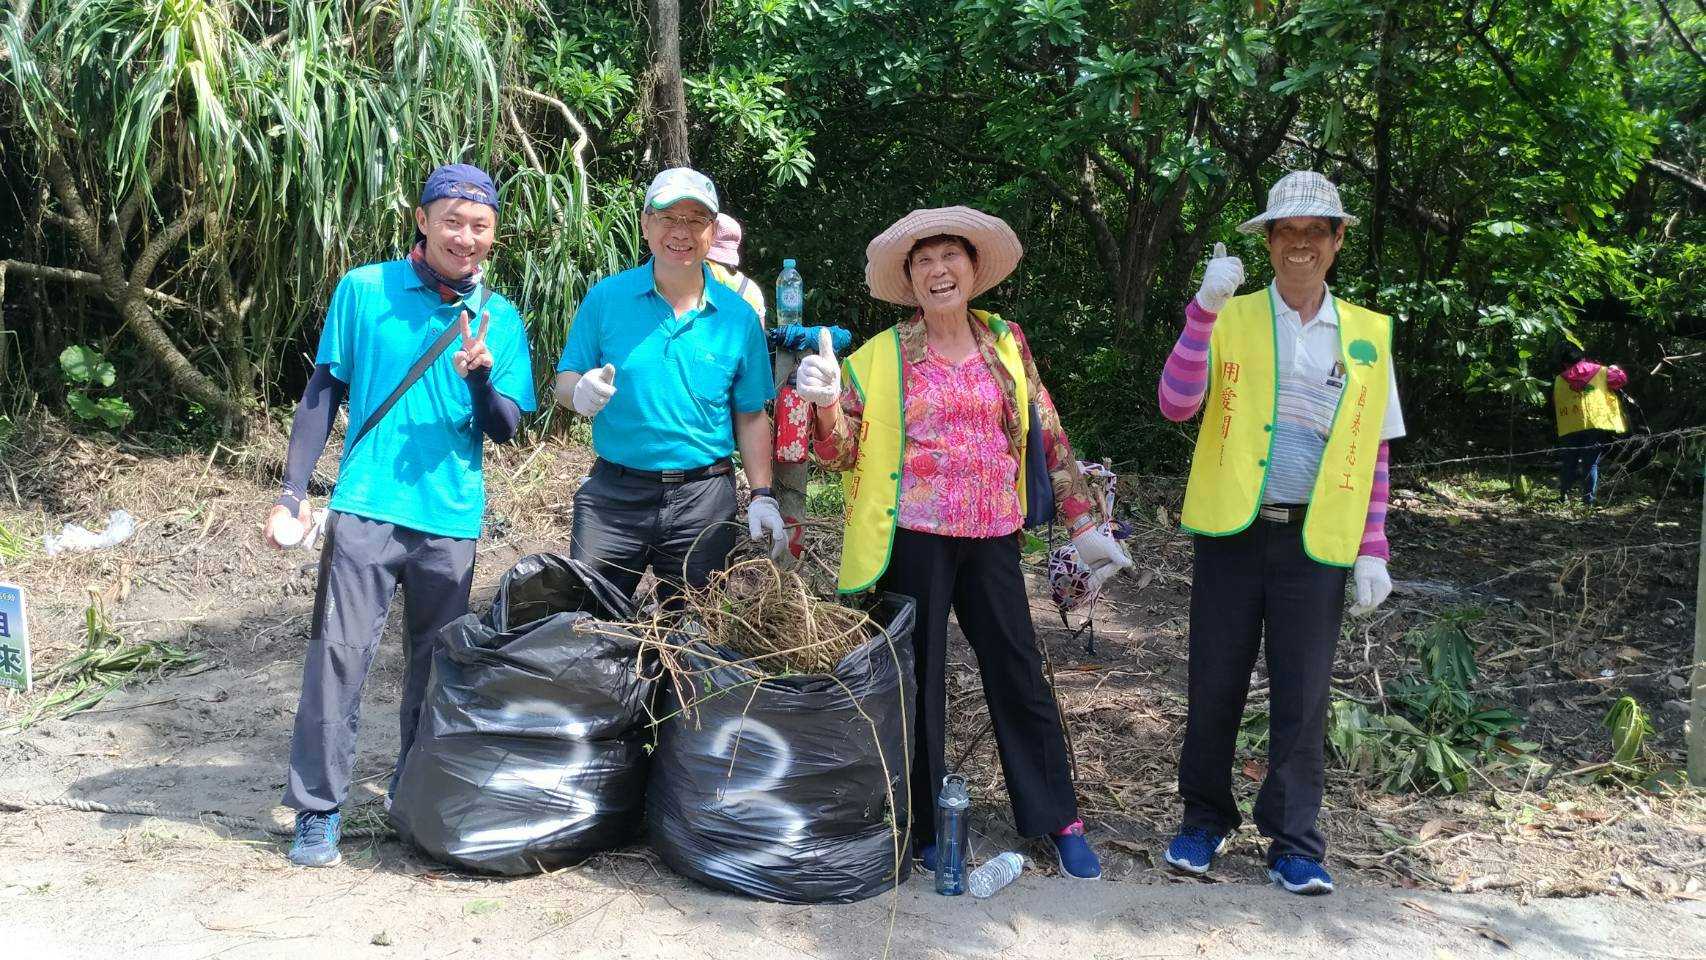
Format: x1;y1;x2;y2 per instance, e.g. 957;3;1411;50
263;164;537;868
555;168;787;602
1155;171;1404;895
1552;343;1628;505
807;206;1133;881
707;213;767;323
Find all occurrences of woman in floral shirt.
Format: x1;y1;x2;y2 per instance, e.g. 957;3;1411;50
795;206;1132;881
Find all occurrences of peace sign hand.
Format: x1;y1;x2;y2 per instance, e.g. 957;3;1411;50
452;310;494;379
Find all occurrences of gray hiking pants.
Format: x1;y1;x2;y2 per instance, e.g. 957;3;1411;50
282;510;476;813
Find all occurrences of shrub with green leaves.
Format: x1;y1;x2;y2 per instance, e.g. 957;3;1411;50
1327;610;1534;794
58;345;134;429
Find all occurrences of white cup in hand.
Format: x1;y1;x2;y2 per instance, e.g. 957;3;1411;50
265;500;313;550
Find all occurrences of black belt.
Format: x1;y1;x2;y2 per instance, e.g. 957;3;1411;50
1258;503;1308;524
596;457;733;484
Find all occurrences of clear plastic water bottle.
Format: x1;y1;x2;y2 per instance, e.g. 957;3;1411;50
967;851;1024;898
934;773;969;896
776;258;803;325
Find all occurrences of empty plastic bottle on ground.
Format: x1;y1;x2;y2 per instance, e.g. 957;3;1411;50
967;852;1024;898
777;259;803;325
935;773;970;896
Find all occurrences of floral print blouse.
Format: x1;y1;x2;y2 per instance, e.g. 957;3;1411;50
812;313;1094;535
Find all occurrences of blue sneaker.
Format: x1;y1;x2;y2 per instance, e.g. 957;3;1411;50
1049;820;1102;879
1269;855;1333;895
289;810;342;868
1164;826;1229;875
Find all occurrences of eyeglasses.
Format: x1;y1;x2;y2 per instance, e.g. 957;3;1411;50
650;212;714;231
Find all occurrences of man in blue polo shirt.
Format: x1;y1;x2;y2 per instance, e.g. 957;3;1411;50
555;167;785;599
262;164;536;868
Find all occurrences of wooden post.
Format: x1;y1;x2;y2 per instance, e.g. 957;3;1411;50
1689;464;1705;786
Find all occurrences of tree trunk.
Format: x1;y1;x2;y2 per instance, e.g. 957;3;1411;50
643;0;691;170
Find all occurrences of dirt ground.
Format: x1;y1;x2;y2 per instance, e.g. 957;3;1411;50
2;426;1704;959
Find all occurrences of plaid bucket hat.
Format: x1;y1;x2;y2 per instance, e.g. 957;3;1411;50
1237;171;1360;233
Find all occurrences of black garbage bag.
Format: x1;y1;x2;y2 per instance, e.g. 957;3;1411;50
390;554;655;875
647;593;917;903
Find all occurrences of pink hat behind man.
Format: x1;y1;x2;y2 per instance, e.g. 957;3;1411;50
708;213;743;268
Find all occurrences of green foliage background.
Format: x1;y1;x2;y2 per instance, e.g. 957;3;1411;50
1;0;1702;467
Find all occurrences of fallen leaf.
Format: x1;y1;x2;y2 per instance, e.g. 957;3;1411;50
1137;567;1156;590
1241;760;1267;781
1613;646;1642;662
1571;808;1614;823
1107;839;1154;865
1470;925;1512;949
1156;505;1171;527
1418;818;1448;842
463;898;502;916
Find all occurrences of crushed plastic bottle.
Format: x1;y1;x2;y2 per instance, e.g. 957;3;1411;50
967;851;1024;898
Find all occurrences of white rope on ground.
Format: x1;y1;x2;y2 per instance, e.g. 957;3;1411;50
0;796;395;838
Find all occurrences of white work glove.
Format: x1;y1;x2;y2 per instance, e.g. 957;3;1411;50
1350;556;1392;616
747;495;789;561
1072;526;1134;590
794;328;841;407
1194;242;1245;314
572;364;617;418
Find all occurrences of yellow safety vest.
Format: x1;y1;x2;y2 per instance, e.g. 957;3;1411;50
1179;289;1393;568
1553;370;1625;436
708;262;766;322
836;310;1029;593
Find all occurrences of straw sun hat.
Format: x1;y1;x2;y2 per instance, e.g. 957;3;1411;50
864;206;1024;306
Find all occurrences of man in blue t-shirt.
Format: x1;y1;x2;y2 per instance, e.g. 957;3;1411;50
555;168;785;600
262;164;537;868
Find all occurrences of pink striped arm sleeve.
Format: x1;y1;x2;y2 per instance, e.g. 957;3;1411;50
1157;298;1217;422
1358;441;1392;560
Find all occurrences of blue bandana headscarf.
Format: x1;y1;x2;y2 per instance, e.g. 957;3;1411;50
412;163;499;301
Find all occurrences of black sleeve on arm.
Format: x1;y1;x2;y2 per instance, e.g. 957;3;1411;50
467;366;522;444
276;364;347;513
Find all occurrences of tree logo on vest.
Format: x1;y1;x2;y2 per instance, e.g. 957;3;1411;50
1348;339;1379;367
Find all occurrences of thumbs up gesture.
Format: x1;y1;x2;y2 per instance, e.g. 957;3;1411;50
1194;241;1245;315
573;363;618;418
794;327;842;407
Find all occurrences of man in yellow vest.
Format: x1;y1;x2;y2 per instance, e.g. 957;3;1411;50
1155;171;1405;895
1552;343;1628;505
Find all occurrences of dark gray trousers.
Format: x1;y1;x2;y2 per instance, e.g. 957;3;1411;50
283;510;476;813
569;459;738;602
880;527;1079;846
1178;518;1347;864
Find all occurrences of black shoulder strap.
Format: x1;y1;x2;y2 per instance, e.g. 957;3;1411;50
347;286;494;454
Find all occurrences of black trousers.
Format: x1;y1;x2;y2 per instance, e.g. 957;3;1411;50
880;527;1078;846
1178;518;1347;864
569;459;739;602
